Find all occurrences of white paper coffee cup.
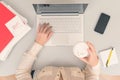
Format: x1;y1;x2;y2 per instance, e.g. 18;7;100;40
73;42;89;58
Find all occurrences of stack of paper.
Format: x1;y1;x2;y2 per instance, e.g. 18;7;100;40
99;48;118;67
0;1;31;61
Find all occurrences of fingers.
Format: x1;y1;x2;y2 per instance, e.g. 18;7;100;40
38;23;52;33
37;23;45;32
43;23;50;33
46;26;52;34
86;41;96;53
47;31;53;40
86;42;94;50
47;26;53;39
38;23;53;37
80;57;88;64
87;48;93;56
40;23;48;32
37;23;42;32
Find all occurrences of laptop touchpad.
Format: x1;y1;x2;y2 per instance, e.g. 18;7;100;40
51;34;69;45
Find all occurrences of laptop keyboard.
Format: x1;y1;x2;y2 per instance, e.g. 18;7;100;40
38;16;83;33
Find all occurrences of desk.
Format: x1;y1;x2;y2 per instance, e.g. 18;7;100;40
0;0;120;76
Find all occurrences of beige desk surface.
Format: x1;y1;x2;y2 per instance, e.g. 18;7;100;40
0;0;120;76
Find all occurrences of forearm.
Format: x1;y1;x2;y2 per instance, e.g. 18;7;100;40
15;23;52;80
15;42;42;80
85;61;100;80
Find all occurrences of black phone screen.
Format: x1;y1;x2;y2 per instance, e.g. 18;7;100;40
94;13;110;34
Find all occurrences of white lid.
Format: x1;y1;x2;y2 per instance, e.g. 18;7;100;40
73;42;89;58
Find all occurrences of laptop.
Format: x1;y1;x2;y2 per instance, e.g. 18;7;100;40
33;4;88;46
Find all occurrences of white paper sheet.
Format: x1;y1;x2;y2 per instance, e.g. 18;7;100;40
99;48;118;67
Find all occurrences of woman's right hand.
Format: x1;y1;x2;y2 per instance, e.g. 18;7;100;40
35;23;53;46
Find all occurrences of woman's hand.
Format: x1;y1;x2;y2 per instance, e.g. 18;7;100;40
35;23;53;46
80;42;99;67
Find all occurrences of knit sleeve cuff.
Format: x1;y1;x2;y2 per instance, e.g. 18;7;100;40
28;42;43;56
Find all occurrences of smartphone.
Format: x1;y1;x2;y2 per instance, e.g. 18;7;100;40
94;13;110;34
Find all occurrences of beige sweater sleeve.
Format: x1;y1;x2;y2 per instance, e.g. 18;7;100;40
15;42;43;80
84;61;100;80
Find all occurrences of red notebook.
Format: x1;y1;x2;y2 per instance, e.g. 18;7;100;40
0;3;15;52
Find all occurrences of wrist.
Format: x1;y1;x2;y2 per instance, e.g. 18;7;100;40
29;42;43;56
91;60;99;67
35;40;44;46
91;57;99;67
92;60;100;70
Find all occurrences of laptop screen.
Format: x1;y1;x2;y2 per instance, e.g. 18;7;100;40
33;4;88;14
